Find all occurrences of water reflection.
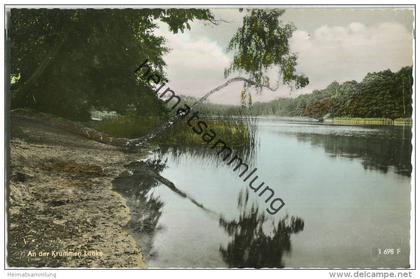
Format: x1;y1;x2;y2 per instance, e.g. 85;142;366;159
112;158;167;259
219;190;304;268
113;119;411;268
113;153;305;268
157;141;257;168
113;156;221;261
117;119;411;268
294;126;412;176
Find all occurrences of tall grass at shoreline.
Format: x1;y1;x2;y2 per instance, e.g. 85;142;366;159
94;115;255;147
94;115;164;138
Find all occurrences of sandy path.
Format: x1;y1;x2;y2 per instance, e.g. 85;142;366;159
8;112;148;268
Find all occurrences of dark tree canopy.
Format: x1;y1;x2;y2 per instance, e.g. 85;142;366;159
9;9;214;120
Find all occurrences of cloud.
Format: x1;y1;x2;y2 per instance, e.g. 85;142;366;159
290;22;413;95
155;22;232;102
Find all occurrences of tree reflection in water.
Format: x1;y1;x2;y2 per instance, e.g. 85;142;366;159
295;126;412;176
112;157;167;260
219;190;304;268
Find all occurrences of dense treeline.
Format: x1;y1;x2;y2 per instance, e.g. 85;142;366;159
197;66;413;119
254;66;413;119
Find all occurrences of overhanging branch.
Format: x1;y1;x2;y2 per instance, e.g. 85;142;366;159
126;76;280;148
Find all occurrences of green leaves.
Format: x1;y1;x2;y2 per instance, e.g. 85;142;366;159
159;9;214;33
225;9;309;92
248;66;413;119
9;9;214;120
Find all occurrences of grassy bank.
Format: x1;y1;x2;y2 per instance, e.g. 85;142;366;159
325;117;412;126
94;115;252;147
93;115;164;139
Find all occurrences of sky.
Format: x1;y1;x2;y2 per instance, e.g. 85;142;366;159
155;7;414;105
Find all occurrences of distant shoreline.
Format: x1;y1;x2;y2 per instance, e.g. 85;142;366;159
323;117;412;126
204;115;413;126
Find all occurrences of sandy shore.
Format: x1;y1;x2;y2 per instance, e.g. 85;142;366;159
8;112;148;268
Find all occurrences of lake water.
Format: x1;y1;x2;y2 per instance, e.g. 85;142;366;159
114;118;412;268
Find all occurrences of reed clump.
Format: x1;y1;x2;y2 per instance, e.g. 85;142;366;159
94;115;251;147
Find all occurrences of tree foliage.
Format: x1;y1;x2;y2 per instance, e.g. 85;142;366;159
250;66;413;119
225;9;309;92
9;9;214;120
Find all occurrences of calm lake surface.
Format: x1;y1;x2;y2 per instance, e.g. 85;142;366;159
116;118;412;268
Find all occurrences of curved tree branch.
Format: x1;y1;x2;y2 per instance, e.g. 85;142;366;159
126;76;279;148
191;76;279;108
208;18;231;25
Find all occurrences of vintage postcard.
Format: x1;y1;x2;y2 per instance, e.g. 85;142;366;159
2;3;416;275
